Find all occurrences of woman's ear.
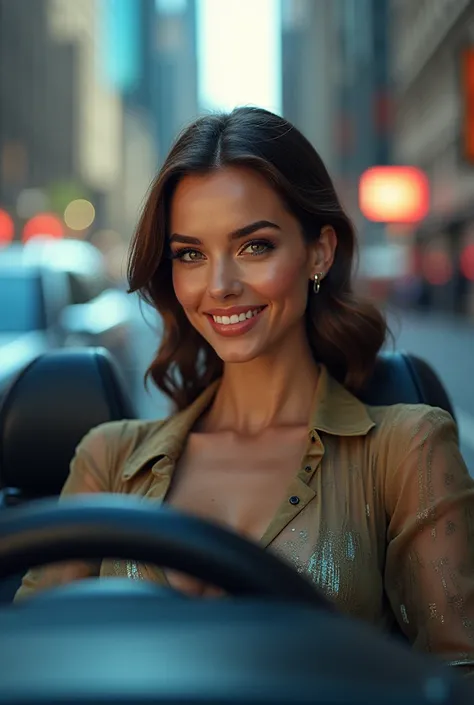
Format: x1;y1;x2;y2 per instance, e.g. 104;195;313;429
308;225;337;279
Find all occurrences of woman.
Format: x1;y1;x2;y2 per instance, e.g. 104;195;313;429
16;107;474;675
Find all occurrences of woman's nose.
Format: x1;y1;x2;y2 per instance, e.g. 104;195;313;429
207;259;243;300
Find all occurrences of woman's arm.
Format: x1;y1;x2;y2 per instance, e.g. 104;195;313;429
384;407;474;677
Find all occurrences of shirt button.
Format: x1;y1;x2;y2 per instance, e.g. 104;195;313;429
304;465;312;473
289;495;300;505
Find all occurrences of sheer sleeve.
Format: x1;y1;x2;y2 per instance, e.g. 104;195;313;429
384;407;474;676
14;423;120;601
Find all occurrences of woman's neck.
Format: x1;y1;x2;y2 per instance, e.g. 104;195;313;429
201;326;320;435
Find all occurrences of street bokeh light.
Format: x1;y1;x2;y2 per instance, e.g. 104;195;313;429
22;213;65;242
359;166;430;224
0;210;14;246
64;199;96;231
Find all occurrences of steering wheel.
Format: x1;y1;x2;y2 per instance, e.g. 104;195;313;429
0;494;331;606
0;495;472;705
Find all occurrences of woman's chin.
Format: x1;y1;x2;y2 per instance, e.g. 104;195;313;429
210;339;267;365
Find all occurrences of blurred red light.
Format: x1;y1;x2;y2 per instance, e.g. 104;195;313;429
0;209;14;246
461;49;474;162
359;166;430;223
460;243;474;281
23;213;64;242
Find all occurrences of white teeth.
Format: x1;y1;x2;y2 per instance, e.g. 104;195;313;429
212;308;263;325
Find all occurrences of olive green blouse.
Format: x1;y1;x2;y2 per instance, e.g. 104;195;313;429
14;366;474;675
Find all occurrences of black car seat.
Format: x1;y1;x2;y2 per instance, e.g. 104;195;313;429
358;351;456;419
0;348;456;603
0;348;136;602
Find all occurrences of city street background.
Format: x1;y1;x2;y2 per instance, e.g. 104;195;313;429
1;0;474;475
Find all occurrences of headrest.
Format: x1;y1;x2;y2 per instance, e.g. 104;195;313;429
358;351;456;420
0;348;136;500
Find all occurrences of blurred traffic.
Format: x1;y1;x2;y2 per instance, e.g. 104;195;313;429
0;238;135;401
0;0;473;469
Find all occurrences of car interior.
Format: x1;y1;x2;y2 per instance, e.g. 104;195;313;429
0;347;471;704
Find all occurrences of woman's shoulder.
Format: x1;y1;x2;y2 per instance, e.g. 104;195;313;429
367;401;456;440
76;417;171;460
366;401;458;455
72;417;174;486
364;402;461;483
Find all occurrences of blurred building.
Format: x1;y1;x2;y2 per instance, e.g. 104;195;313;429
332;0;392;247
0;0;77;226
49;0;124;230
281;0;392;239
281;0;337;173
154;0;199;160
99;0;159;238
118;0;199;235
390;0;474;315
0;0;125;239
0;0;191;247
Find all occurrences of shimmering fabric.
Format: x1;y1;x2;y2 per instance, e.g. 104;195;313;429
14;366;474;675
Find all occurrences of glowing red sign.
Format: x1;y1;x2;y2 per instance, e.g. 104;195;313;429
359;166;430;224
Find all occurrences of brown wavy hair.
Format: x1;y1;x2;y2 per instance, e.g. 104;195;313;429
128;106;388;411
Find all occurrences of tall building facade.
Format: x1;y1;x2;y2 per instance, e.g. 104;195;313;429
99;0;160;236
0;0;77;224
0;0;170;243
0;0;125;237
390;0;474;314
332;0;392;241
281;0;392;234
154;0;199;161
280;0;337;173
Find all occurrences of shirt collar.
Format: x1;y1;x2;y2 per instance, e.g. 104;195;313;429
122;365;375;481
309;364;376;437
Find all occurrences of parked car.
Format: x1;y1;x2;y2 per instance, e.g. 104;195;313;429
0;239;135;399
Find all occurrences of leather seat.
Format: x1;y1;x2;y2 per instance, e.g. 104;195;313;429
358;351;456;418
0;348;136;506
0;347;455;603
0;348;136;603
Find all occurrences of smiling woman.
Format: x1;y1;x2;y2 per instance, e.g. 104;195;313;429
128;107;386;410
15;107;474;679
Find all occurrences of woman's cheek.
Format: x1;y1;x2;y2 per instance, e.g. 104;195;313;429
172;267;203;310
250;258;307;300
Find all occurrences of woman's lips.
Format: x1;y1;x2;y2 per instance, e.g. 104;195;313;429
206;306;267;337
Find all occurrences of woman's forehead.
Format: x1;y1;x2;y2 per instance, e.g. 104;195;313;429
169;167;288;232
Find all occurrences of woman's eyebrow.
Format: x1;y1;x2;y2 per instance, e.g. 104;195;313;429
169;220;281;245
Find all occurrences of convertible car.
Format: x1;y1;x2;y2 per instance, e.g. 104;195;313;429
0;347;471;705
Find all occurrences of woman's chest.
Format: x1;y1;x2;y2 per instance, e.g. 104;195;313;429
164;428;310;543
269;497;386;623
113;432;388;619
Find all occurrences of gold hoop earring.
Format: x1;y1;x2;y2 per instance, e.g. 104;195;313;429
313;272;323;295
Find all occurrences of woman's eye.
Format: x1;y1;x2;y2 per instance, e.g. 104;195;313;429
173;249;203;262
241;240;273;256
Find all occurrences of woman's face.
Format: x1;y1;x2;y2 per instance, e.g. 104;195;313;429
169;166;333;364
